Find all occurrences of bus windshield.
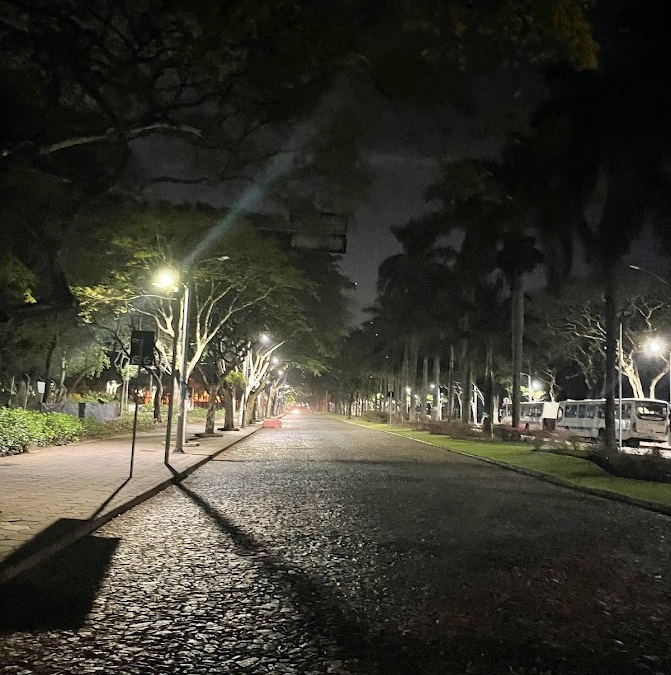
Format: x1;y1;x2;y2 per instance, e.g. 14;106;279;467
635;402;668;421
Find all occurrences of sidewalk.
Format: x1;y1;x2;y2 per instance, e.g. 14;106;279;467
0;421;261;581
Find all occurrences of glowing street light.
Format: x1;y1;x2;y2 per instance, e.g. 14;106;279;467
153;269;179;292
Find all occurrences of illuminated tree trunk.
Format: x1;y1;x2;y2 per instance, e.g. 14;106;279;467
205;383;220;434
221;386;235;431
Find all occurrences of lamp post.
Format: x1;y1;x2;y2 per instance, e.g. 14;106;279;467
154;269;187;459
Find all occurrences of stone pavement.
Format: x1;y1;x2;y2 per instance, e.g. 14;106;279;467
0;421;261;581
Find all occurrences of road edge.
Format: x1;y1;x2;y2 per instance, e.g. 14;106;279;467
337;418;671;519
0;426;263;583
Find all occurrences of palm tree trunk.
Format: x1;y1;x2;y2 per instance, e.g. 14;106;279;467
433;354;441;420
483;343;494;438
511;274;524;429
447;345;454;421
401;339;410;420
409;335;419;420
421;355;429;420
460;342;472;424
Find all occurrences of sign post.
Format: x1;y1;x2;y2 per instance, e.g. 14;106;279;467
128;331;156;477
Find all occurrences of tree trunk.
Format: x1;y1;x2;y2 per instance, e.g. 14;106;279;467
56;356;68;402
246;390;259;423
421;355;429;420
43;333;58;405
205;383;219;434
401;339;410;420
347;393;353;419
603;265;618;453
447;345;454;422
153;373;163;423
409;335;419;420
511;274;524;429
483;343;494;438
433;354;441;420
460;340;472;424
221;386;235;431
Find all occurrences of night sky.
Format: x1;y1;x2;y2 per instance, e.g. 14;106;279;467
132;67;550;323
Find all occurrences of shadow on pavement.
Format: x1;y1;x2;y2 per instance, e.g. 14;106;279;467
174;480;657;675
174;480;464;674
91;477;132;518
0;532;119;633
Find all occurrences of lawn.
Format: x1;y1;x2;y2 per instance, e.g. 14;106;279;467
333;416;671;508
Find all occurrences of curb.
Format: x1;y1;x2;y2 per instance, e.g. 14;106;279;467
0;425;263;583
338;419;671;520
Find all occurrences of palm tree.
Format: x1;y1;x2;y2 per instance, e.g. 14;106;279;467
524;0;671;450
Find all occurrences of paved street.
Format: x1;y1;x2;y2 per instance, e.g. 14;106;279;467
1;413;670;675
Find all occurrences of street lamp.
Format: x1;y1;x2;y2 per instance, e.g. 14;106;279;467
154;256;231;458
153;268;190;456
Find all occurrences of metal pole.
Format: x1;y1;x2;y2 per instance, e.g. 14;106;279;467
528;372;532;404
618;321;623;450
175;281;191;452
130;390;140;478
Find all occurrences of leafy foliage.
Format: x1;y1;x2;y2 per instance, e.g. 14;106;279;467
0;409;83;455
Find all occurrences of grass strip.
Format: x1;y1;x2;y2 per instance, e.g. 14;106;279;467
334;416;671;508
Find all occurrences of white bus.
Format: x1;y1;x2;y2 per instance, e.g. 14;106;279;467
556;398;669;446
499;401;560;430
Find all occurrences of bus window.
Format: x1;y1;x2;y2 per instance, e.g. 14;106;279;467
636;402;668;420
597;405;605;419
564;405;576;418
586;405;596;419
577;404;586;419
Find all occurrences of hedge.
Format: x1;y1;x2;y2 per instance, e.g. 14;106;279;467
0;408;84;455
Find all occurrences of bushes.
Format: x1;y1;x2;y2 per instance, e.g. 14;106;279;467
0;408;84;456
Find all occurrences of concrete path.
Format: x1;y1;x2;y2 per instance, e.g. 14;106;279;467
0;421;260;580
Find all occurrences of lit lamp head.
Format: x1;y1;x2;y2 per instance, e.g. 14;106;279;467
531;380;542;391
646;339;664;355
260;333;270;345
153;269;179;292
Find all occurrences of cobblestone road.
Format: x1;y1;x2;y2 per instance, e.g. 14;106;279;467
1;414;671;674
